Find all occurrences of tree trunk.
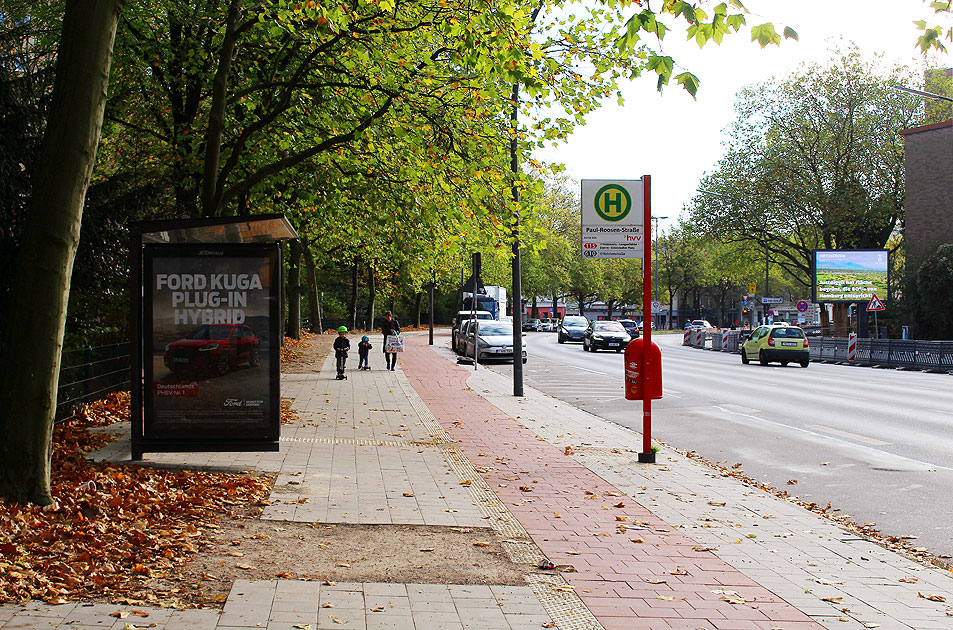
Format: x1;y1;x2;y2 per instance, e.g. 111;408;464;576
287;239;302;339
0;0;123;506
200;0;241;217
531;296;538;319
301;236;320;333
414;292;423;328
366;266;376;331
350;260;359;330
553;293;559;318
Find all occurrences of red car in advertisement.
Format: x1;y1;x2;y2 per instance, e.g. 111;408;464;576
163;324;261;376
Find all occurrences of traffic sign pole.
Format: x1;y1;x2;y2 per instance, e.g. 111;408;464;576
639;175;654;464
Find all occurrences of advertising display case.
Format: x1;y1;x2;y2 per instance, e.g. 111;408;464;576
129;215;296;459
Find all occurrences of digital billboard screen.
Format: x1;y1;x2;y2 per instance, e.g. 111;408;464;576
812;249;889;303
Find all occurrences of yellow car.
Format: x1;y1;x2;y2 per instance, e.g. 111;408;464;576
741;324;810;367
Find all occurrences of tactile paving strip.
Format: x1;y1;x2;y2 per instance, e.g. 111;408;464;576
279;436;410;447
525;574;603;630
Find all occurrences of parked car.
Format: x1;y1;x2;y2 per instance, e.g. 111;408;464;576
687;319;713;329
458;320;527;363
617;319;640;338
538;319;554;332
558;315;589;343
740;324;810;367
522;318;541;332
163;323;260;376
583;320;630;352
452;310;494;353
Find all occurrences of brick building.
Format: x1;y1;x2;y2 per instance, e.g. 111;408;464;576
900;119;953;267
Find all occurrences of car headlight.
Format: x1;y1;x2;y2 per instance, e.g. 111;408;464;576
164;344;171;352
593;334;604;340
198;343;220;351
476;337;488;347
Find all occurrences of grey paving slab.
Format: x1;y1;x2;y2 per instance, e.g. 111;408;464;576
464;362;953;630
87;340;487;528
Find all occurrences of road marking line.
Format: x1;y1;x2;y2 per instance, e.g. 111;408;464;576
805;424;890;447
931;409;953;416
573;366;609;375
720;403;761;414
711;406;953;471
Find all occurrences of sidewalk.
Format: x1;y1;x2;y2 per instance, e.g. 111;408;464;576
2;331;951;629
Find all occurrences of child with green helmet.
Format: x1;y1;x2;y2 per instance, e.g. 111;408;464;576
333;326;350;379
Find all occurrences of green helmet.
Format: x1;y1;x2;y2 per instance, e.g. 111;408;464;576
337;326;348;333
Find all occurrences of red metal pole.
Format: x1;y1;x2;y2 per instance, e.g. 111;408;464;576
639;175;654;463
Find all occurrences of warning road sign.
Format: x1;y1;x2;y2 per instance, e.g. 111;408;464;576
866;294;885;312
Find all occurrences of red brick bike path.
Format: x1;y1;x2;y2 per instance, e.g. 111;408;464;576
401;334;822;630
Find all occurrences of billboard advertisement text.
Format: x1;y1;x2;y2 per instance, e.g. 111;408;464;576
812;249;889;303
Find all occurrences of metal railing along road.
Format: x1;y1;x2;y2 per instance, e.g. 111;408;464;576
684;330;953;373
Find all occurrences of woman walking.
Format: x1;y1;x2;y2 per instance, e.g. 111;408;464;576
381;311;401;370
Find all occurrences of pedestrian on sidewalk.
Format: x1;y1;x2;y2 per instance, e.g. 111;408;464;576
381;311;400;371
358;335;372;370
333;326;350;379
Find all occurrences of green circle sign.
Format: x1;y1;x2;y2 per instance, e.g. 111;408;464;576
594;184;632;222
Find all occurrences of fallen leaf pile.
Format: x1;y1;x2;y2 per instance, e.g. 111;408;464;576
281;398;301;425
0;395;271;605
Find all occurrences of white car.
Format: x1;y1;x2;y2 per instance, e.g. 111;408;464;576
458;320;527;363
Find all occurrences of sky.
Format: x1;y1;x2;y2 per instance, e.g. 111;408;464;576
534;0;946;233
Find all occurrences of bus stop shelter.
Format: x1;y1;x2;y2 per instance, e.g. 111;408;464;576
129;215;297;460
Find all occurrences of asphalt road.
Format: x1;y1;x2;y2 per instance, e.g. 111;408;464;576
478;330;953;559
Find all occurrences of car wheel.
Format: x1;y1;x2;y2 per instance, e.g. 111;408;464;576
741;350;749;364
758;351;769;366
800;360;809;368
522;357;527;364
558;336;565;344
616;348;622;353
780;361;788;367
249;348;261;367
215;354;231;376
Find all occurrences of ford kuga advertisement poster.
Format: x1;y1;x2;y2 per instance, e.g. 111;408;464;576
143;244;280;440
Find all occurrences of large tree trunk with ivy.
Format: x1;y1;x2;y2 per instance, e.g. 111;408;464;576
0;0;123;505
286;239;302;339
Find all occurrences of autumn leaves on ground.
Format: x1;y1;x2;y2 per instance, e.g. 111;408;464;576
0;336;319;606
0;391;272;606
0;330;520;609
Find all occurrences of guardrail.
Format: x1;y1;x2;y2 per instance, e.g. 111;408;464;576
684;330;953;373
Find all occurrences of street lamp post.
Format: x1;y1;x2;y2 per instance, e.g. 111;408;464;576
697;189;770;325
652;215;668;329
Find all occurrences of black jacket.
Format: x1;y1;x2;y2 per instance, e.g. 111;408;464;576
381;319;400;338
333;336;350;357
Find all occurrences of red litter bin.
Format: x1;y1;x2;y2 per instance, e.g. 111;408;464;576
624;337;662;400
